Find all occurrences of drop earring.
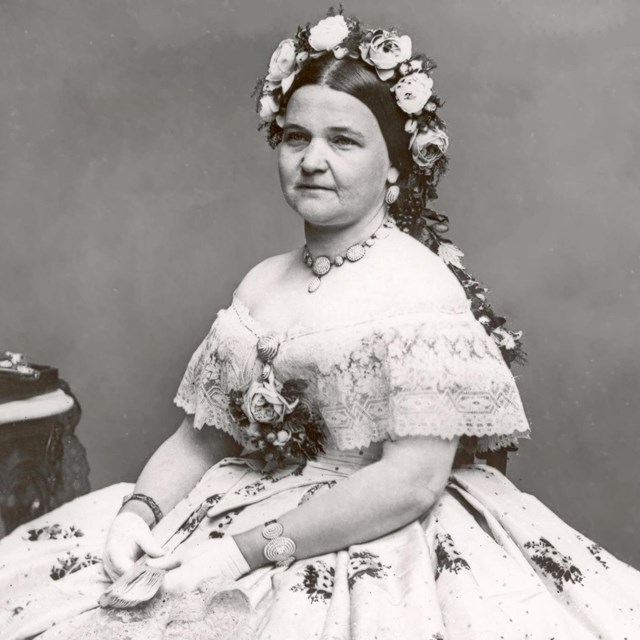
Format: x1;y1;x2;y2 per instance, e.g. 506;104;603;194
385;167;400;205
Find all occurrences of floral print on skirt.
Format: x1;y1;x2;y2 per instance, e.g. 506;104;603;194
1;454;640;640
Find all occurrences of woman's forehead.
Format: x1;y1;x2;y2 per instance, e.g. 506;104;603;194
285;85;379;134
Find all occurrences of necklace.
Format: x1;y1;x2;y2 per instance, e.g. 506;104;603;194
302;216;396;293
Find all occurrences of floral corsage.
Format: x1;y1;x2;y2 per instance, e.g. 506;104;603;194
227;335;326;473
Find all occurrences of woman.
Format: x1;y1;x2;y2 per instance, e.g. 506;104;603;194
2;9;640;639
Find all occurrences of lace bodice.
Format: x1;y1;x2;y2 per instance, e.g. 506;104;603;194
173;289;530;454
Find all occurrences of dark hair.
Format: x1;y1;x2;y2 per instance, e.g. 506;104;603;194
263;54;526;376
283;55;413;178
255;23;525;464
273;54;450;231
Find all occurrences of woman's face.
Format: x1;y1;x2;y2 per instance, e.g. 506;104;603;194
278;84;392;228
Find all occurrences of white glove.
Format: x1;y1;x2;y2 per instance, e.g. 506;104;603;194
147;536;251;593
102;512;165;581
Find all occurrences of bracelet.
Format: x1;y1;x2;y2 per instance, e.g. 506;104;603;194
262;520;296;568
121;492;163;526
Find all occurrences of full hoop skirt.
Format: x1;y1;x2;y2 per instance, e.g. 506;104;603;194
1;453;639;640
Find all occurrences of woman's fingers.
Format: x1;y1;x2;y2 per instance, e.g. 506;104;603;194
106;544;137;577
135;526;165;558
101;551;122;581
146;553;182;571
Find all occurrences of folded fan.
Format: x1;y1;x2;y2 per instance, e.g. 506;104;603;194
98;556;166;609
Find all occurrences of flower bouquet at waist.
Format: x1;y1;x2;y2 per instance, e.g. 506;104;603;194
228;372;327;474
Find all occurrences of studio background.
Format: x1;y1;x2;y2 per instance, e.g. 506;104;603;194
1;1;639;565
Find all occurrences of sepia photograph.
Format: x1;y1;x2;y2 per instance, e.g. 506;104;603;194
1;1;639;637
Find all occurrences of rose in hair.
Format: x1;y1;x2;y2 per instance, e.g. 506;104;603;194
308;15;350;53
258;94;280;123
360;29;412;81
410;126;449;169
266;39;298;84
392;72;434;114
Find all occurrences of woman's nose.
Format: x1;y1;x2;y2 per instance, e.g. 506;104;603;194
300;139;328;173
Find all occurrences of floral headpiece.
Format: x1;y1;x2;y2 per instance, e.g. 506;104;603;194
254;8;526;368
255;9;449;179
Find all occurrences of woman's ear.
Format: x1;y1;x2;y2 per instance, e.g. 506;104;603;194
387;166;400;184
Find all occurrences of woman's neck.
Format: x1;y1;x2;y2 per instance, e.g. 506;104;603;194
303;204;388;259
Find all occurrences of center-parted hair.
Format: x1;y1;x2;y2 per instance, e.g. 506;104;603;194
283;56;413;178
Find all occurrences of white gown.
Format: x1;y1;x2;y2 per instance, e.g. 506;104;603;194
1;287;639;639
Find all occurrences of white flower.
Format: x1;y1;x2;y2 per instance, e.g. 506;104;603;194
280;72;297;95
360;29;412;81
308;15;350;52
333;46;350;59
266;39;297;83
437;242;465;269
392;72;434;114
404;119;418;134
242;374;298;424
258;94;280;122
246;422;261;438
274;430;292;447
409;126;449;169
492;327;516;350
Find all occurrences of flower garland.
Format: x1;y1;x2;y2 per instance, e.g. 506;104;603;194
255;11;446;174
253;6;526;368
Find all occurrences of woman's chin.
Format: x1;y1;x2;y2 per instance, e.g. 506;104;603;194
289;200;342;225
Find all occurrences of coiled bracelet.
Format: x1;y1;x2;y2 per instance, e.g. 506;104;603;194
262;520;296;568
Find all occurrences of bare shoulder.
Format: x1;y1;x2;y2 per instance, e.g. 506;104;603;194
375;229;469;309
234;248;300;305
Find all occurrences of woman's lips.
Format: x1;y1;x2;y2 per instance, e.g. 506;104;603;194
296;184;333;191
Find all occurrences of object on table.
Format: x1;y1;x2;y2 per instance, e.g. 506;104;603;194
0;351;40;379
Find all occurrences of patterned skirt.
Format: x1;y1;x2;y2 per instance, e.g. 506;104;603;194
1;452;639;640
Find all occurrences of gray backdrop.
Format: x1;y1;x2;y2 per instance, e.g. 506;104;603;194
2;1;639;566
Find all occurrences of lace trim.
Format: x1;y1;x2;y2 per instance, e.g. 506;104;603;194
172;323;252;446
313;312;530;451
173;301;530;453
476;431;531;453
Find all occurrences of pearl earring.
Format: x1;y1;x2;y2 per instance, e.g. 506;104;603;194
385;167;400;205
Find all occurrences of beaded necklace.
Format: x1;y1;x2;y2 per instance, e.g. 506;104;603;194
302;216;396;293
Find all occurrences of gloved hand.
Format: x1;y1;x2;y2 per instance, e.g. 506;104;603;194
147;536;251;593
102;512;165;581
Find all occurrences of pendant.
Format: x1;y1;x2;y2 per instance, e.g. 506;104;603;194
311;256;331;276
307;277;321;293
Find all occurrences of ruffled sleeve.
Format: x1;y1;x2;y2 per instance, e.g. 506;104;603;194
172;312;251;445
313;304;530;453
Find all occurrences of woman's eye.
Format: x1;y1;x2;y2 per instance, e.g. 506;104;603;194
333;136;357;148
283;131;308;144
